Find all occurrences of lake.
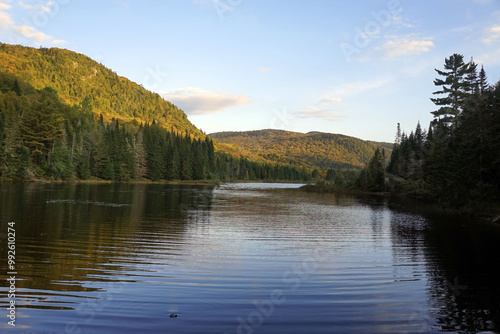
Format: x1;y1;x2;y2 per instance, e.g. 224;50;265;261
1;182;500;333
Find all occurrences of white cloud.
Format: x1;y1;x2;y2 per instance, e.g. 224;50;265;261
50;39;67;45
377;36;434;58
391;14;415;29
293;106;347;122
162;87;251;115
476;48;500;66
0;2;11;11
0;11;13;30
0;0;13;30
18;0;53;13
318;97;342;105
482;24;500;44
0;0;66;45
329;77;393;97
13;25;51;42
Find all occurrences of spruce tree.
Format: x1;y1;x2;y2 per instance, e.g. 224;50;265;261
205;137;216;177
326;168;336;182
12;79;21;96
134;124;148;179
368;148;386;191
478;66;489;94
192;139;206;180
166;142;180;180
180;133;192;180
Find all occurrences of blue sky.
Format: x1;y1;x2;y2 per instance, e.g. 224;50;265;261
1;0;500;142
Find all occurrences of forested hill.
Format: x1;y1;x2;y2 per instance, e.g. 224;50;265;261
0;42;203;137
210;129;391;169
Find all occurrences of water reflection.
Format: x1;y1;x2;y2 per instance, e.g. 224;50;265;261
0;183;216;309
386;198;500;333
0;183;499;333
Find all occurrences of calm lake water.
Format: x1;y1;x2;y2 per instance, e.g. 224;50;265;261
1;182;500;334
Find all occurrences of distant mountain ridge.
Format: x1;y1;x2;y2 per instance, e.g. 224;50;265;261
210;129;392;169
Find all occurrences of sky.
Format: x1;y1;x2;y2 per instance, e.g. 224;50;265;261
1;0;500;142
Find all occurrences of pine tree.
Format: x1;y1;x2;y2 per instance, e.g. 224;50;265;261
368;148;386;191
430;54;473;126
19;87;64;166
15;145;30;180
180;133;192;180
89;114;109;179
205;137;216;177
134;124;148;179
356;148;386;191
414;122;425;155
387;124;401;175
144;122;166;181
478;66;489;94
326;168;336;182
75;151;91;179
12;79;21;96
166;141;180;180
49;144;74;179
192;138;206;180
395;123;401;145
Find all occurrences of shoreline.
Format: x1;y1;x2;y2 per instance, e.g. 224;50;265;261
300;182;500;224
0;177;222;186
3;178;498;224
0;178;307;186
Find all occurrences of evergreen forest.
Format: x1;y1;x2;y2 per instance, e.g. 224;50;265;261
0;73;312;182
356;54;500;210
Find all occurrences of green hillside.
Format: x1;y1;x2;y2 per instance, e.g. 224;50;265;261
0;43;315;182
0;73;314;182
0;42;203;137
210;129;392;170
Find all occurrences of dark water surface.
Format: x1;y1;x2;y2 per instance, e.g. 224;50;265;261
1;182;500;333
